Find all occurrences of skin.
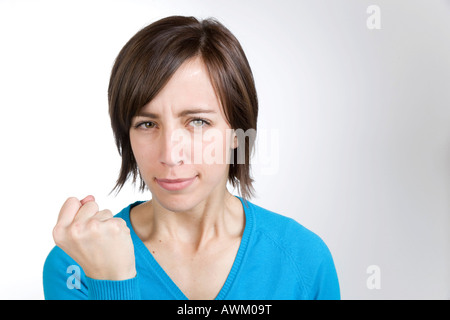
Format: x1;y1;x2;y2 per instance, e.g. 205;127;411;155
129;56;244;299
53;56;245;300
53;195;136;281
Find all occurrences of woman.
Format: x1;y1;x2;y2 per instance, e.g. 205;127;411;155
43;16;340;300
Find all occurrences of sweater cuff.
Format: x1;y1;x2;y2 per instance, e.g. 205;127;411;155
86;274;141;300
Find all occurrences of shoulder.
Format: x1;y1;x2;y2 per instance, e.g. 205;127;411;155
114;200;146;220
245;200;340;299
247;200;329;255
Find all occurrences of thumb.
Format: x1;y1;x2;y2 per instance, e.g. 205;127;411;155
80;195;95;206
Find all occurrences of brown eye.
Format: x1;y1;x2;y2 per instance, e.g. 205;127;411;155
139;121;156;129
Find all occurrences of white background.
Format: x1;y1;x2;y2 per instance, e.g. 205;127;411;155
0;0;449;299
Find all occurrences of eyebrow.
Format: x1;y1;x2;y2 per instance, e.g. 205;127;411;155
136;108;217;119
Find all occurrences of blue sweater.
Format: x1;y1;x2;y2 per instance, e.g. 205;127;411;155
43;197;340;300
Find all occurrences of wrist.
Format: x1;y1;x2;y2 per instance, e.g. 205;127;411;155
86;274;140;300
85;266;136;281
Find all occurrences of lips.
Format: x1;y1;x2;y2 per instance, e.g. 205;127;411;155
155;176;197;191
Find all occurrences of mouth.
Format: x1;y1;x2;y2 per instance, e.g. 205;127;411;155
155;175;198;192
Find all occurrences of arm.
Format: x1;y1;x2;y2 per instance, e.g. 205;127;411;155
44;196;140;300
285;218;340;300
310;246;340;300
43;246;141;300
43;246;88;300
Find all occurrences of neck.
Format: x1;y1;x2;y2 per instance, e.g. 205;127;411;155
135;190;243;252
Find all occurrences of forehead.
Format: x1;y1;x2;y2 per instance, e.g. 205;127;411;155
140;57;224;116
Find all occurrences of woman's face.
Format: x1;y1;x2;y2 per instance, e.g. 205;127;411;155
129;57;236;212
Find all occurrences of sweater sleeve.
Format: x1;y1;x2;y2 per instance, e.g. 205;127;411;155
309;244;340;300
43;246;141;300
283;218;340;300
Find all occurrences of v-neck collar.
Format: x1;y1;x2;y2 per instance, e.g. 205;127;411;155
121;196;254;300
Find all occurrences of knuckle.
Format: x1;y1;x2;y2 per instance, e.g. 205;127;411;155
108;218;126;232
86;218;101;233
63;197;80;210
68;221;84;240
99;209;113;219
87;201;99;212
52;224;64;243
79;200;99;216
104;209;113;217
66;196;79;203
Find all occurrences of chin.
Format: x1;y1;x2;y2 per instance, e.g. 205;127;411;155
152;191;202;213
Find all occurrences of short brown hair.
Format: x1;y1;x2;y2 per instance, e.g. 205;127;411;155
108;15;258;201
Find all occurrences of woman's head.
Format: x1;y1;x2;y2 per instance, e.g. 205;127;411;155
108;16;258;204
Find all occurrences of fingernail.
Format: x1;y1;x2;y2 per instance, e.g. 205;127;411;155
80;195;95;205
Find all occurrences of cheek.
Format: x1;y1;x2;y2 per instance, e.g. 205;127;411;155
193;129;232;183
129;134;157;170
197;127;234;165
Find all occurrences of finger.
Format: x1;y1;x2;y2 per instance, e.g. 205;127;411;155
80;195;95;206
57;197;82;227
73;200;99;223
93;209;114;222
106;217;129;231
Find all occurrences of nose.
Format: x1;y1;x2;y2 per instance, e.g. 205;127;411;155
158;127;190;167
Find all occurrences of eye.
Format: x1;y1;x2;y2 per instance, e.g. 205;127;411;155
189;118;210;128
136;121;156;129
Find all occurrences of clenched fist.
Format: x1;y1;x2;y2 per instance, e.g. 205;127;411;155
52;195;136;280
